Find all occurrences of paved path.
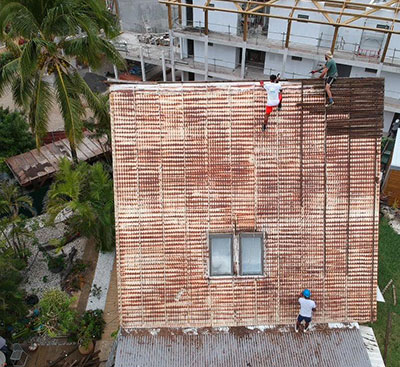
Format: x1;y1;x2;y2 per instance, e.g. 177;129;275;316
95;260;119;365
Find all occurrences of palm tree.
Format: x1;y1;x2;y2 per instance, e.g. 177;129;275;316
46;158;115;251
0;180;34;220
0;0;125;163
0;180;36;260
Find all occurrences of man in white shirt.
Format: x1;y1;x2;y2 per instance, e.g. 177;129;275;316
260;74;282;131
295;289;316;333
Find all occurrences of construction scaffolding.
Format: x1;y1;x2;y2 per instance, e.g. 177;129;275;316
160;0;400;63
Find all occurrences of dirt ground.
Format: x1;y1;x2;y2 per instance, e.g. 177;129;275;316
96;261;119;366
0;90;65;132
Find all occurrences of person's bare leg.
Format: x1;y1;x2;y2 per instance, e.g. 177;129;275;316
263;114;269;131
325;84;333;100
304;321;310;332
295;320;301;332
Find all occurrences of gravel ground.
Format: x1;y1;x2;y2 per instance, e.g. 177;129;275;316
23;214;87;299
21;214;88;346
381;205;400;235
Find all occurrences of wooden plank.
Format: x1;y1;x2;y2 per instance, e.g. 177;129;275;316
22;151;48;181
80;137;100;157
53;139;72;158
77;138;96;159
59;139;89;161
30;149;56;174
38;146;60;170
383;169;400;206
6;155;29;185
48;140;72;162
5;134;108;187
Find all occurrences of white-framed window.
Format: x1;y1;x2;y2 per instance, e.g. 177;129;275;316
209;232;264;277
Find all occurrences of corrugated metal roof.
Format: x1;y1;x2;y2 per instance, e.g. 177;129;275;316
109;78;383;329
114;326;372;367
359;325;385;367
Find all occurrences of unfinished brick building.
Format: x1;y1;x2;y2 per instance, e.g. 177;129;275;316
110;78;383;330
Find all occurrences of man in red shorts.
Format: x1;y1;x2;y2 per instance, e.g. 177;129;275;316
260;74;282;131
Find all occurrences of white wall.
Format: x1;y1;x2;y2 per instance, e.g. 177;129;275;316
285;57;315;78
264;52;283;75
384;111;395;133
193;0;238;34
194;40;238;69
381;71;400;99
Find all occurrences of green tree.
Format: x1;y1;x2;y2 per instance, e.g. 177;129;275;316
0;0;125;163
0;107;35;172
0;180;36;260
46;158;115;251
0;250;28;337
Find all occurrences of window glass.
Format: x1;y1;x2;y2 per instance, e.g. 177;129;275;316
210;235;232;276
240;235;263;275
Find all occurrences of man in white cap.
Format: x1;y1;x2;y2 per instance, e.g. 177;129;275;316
312;51;338;107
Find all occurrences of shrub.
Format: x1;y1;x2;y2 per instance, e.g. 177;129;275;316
46;158;115;252
0;107;35;172
76;309;105;348
0;250;27;336
38;289;77;337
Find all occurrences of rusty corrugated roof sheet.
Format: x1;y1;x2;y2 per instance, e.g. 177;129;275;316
6;132;109;186
114;326;372;367
109;78;383;329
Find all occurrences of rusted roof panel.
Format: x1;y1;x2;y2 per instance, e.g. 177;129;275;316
110;78;383;329
114;326;372;367
6;132;109;186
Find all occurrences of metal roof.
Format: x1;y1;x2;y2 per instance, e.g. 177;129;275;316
5;132;109;186
109;78;383;329
114;326;372;367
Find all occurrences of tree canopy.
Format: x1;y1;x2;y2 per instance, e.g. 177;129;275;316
0;0;125;162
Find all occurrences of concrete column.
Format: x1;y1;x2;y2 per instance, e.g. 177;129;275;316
204;35;209;81
169;30;176;82
179;37;184;59
241;43;247;79
139;46;146;82
376;62;384;77
113;64;119;80
161;51;167;82
181;71;185;81
281;48;288;78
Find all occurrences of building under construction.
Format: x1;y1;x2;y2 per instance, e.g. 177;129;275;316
109;77;383;366
110;0;400;134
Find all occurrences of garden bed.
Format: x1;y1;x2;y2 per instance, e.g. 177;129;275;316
22;214;87;298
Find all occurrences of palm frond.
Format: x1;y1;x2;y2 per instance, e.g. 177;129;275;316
28;71;53;148
54;65;84;159
98;38;126;69
11;75;33;109
0;2;39;39
19;39;40;80
62;36;102;69
0;58;20;96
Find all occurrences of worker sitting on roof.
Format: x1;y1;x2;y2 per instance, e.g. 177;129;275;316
260;74;282;131
311;51;338;108
295;289;317;333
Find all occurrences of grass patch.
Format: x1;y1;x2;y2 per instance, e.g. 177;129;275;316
370;218;400;366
